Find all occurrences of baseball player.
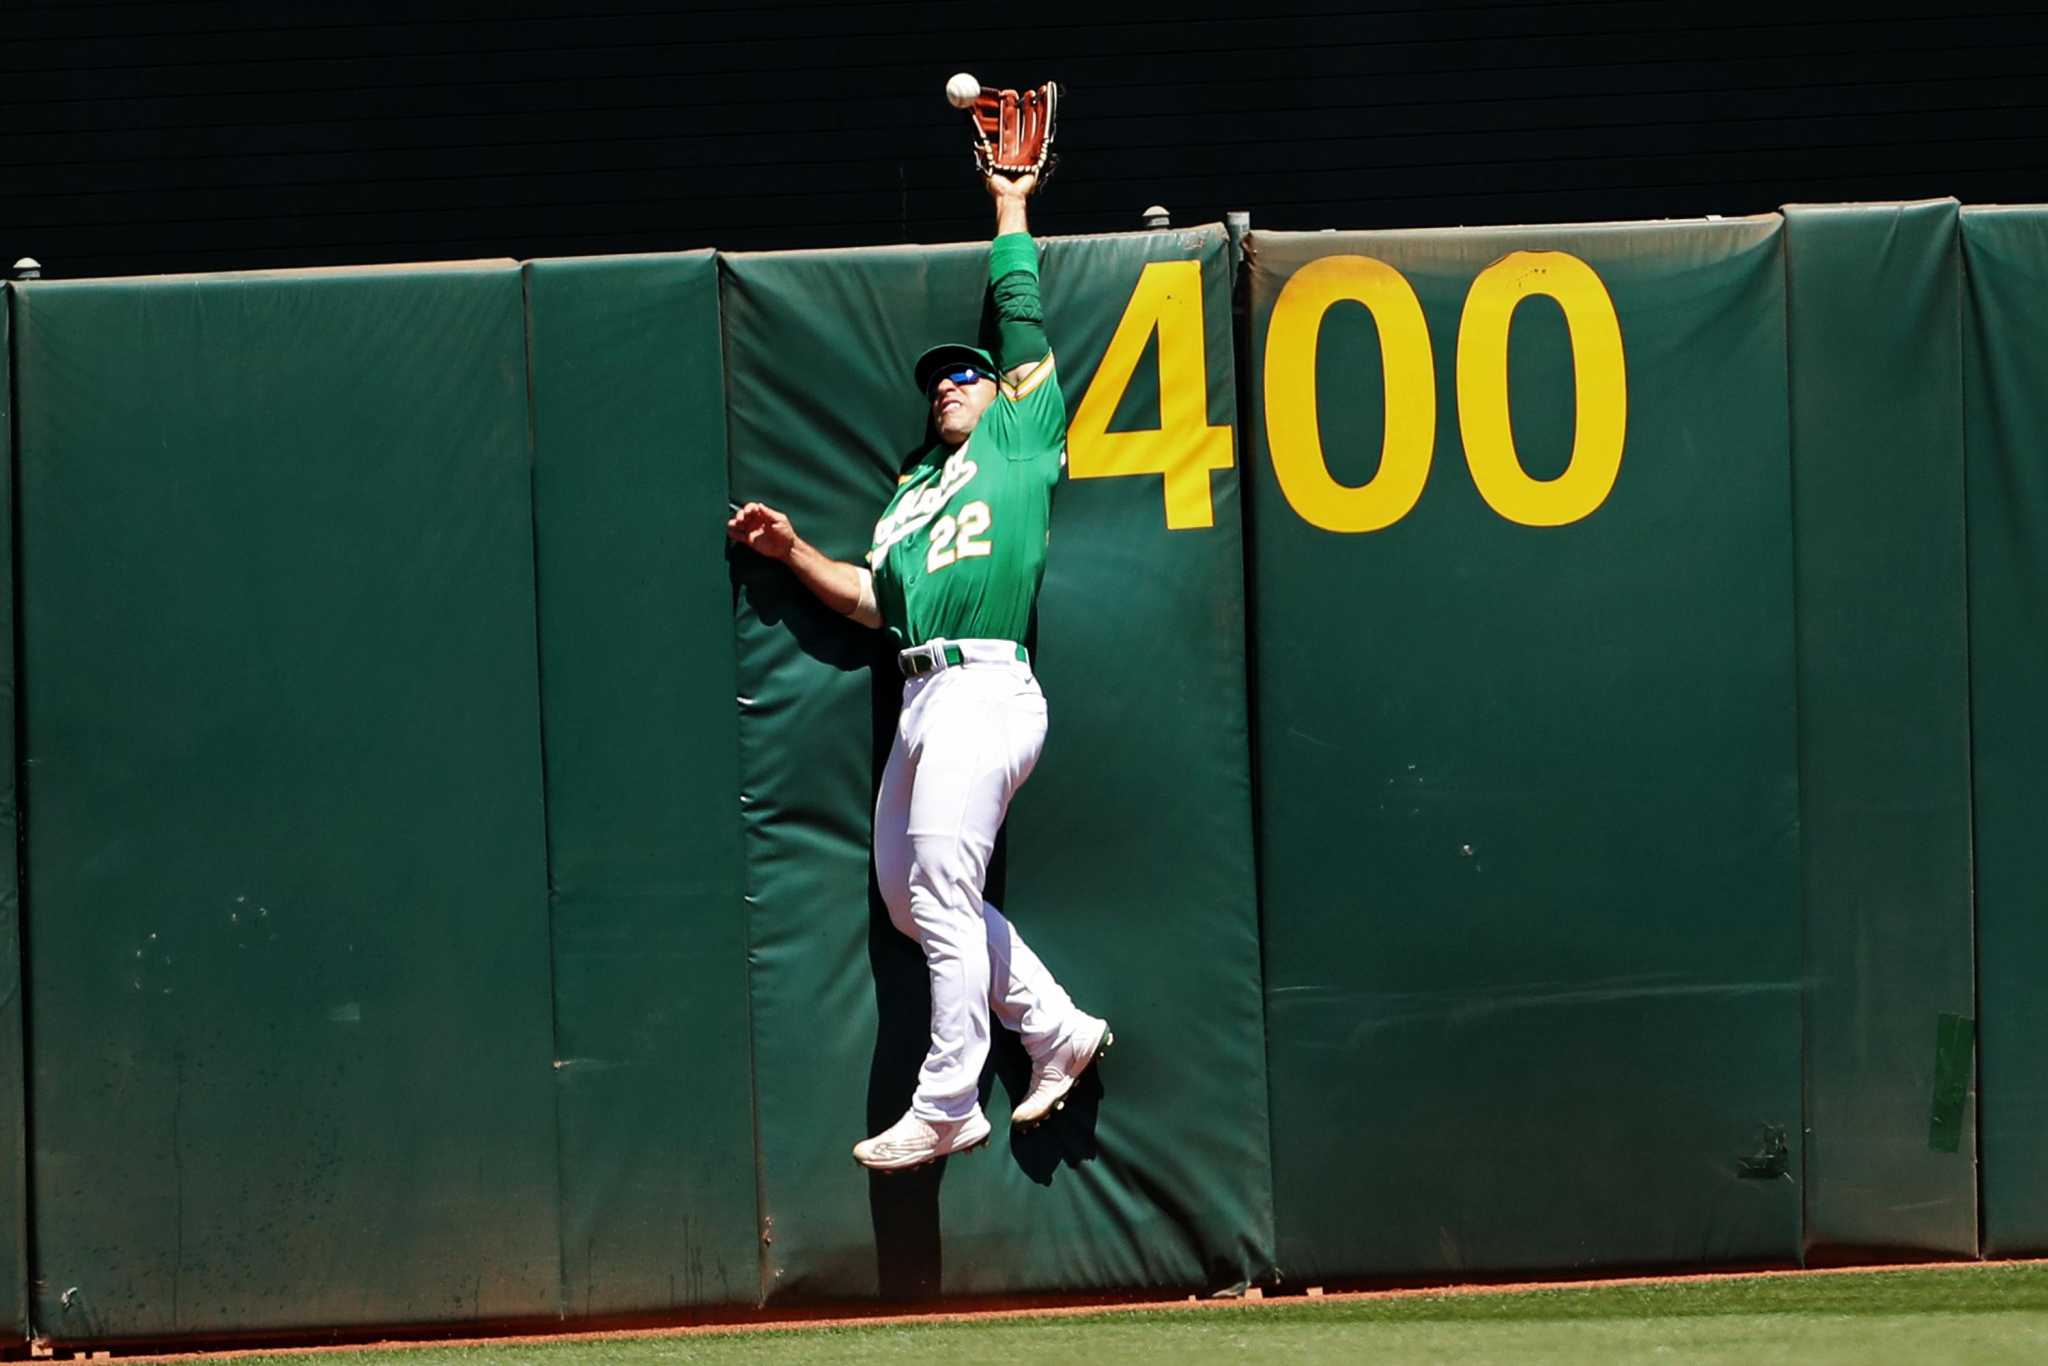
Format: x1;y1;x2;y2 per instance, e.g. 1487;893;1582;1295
727;169;1110;1172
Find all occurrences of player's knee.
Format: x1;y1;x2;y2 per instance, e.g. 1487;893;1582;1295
874;836;918;934
907;834;986;904
905;889;979;954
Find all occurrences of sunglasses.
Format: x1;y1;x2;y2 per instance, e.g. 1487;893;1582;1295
928;365;993;396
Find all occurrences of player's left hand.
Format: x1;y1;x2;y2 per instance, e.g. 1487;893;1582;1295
986;170;1038;202
726;501;798;561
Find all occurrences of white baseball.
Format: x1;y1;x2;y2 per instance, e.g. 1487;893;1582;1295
945;72;981;109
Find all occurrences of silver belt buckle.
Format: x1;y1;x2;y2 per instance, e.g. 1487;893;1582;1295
901;642;941;678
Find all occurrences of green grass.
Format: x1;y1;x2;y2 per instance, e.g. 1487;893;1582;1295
211;1263;2048;1365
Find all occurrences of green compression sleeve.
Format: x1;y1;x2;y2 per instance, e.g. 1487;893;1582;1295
989;231;1038;282
989;232;1049;372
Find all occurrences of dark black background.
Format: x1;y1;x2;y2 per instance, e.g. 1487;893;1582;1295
5;1;2043;277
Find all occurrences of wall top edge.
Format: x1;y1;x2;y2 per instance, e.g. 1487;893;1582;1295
7;257;522;290
1246;213;1784;245
1780;197;1965;213
721;222;1228;264
13;201;2039;289
522;248;718;270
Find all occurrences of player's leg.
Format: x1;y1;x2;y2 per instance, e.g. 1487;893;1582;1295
899;667;1041;1124
955;664;1086;1056
982;897;1079;1057
987;882;1112;1127
854;680;995;1170
962;666;1110;1128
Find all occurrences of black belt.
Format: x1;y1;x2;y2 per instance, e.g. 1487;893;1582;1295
898;640;1030;678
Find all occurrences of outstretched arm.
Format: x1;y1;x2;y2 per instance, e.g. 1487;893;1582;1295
726;502;881;629
987;173;1048;387
991;170;1035;239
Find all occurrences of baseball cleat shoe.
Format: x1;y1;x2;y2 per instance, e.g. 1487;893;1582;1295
852;1107;992;1172
1012;1014;1113;1128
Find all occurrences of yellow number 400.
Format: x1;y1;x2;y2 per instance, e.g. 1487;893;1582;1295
1068;260;1234;530
1067;250;1626;534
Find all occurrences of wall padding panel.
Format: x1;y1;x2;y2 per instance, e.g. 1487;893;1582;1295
1786;200;1976;1260
525;252;760;1313
1961;205;2048;1257
15;263;561;1343
722;226;1271;1300
1249;219;1804;1281
0;289;28;1349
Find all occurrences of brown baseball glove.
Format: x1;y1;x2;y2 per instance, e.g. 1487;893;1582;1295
968;81;1059;185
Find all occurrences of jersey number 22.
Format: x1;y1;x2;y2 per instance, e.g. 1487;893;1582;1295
927;501;993;573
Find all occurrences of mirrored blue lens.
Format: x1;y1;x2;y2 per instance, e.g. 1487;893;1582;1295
930;366;988;393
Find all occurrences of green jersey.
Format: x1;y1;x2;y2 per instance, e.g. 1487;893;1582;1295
868;235;1065;649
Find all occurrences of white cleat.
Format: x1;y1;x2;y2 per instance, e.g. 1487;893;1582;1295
852;1108;992;1172
1012;1015;1113;1128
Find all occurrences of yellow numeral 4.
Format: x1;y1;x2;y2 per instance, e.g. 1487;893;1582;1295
1069;259;1235;530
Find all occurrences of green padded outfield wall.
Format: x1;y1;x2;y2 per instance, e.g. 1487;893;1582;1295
15;263;562;1343
722;227;1271;1300
524;252;759;1312
0;202;2032;1344
1785;201;1976;1260
1247;220;1803;1280
0;292;27;1349
1962;206;2048;1256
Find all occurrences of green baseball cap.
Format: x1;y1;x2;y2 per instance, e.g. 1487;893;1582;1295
912;343;1000;394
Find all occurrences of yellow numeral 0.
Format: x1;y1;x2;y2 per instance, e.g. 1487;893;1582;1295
1263;256;1436;533
1457;251;1627;527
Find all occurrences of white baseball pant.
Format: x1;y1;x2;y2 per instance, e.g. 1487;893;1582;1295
873;640;1081;1124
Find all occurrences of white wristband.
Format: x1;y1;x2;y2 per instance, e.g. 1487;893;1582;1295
850;567;882;629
